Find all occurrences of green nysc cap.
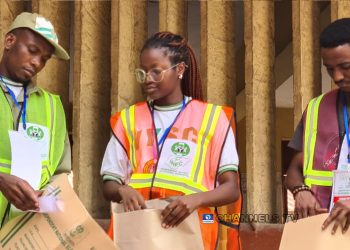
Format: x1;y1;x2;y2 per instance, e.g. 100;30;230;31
8;12;69;60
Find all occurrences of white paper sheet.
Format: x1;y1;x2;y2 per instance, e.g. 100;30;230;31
35;196;64;213
330;170;350;210
18;123;50;162
9;130;42;190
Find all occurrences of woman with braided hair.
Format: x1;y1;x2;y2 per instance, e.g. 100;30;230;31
101;31;242;250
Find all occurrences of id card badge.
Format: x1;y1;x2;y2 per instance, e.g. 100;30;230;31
330;170;350;211
157;139;196;179
331;137;350;210
337;135;350;171
18;123;50;162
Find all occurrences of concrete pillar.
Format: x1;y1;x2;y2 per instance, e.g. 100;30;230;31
292;1;321;126
0;1;27;52
330;1;350;90
31;0;71;128
244;0;276;217
73;1;111;218
159;0;187;37
111;0;147;113
331;0;350;21
200;0;235;106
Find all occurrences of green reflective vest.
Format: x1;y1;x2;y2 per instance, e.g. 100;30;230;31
0;87;66;226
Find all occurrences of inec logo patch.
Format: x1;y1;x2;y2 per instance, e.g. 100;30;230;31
202;214;214;224
171;142;190;156
26;126;44;140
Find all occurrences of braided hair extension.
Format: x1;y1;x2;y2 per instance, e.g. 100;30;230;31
141;31;203;100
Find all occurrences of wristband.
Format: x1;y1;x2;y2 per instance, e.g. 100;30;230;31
291;184;313;198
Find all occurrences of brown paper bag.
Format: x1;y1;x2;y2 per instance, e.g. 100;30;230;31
279;213;350;250
112;199;204;250
0;174;116;250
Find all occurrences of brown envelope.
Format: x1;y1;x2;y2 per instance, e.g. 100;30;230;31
280;213;350;250
112;198;204;250
0;174;116;250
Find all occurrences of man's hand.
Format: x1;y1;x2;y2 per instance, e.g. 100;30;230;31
118;185;146;212
161;194;201;228
294;190;327;219
0;174;41;211
322;200;350;234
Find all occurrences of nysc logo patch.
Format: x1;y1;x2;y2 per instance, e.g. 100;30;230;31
171;142;190;157
26;125;44;140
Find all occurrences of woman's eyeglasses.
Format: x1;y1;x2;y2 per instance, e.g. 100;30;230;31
135;63;180;84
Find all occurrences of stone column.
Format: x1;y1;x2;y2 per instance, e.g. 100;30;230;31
31;0;71;127
244;0;276;217
0;1;27;52
200;0;235;106
292;1;321;126
111;0;147;113
73;1;111;218
159;0;187;37
331;0;350;21
330;0;350;90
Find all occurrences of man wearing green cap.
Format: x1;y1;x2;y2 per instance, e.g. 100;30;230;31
0;12;70;228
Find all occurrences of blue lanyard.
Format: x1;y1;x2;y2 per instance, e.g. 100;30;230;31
152;97;186;147
0;76;27;130
342;93;350;163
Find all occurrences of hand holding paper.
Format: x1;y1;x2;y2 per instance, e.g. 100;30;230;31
294;191;325;218
280;213;350;250
322;199;350;234
0;173;40;211
161;194;200;228
118;185;146;212
113;199;204;250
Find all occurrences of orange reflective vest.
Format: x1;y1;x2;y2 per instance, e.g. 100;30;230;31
302;89;340;209
109;99;242;250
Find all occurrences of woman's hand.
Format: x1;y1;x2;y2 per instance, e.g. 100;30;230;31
161;194;202;228
118;185;147;212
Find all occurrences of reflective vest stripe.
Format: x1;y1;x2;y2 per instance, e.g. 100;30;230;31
0;167;10;174
155;173;207;192
129;174;153;189
197;105;221;183
192;104;221;183
304;175;333;181
153;177;207;195
44;90;52;134
45;91;54;171
0;159;11;166
303;93;337;187
120;106;137;171
129;173;208;194
304;173;333;187
304;95;324;173
305;177;333;186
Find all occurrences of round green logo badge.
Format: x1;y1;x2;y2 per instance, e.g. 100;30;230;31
27;126;44;140
171;142;190;156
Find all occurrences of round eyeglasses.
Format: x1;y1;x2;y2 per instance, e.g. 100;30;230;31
135;63;180;84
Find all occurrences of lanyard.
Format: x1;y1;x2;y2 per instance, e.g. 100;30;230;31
342;93;350;163
151;97;186;147
0;76;27;130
